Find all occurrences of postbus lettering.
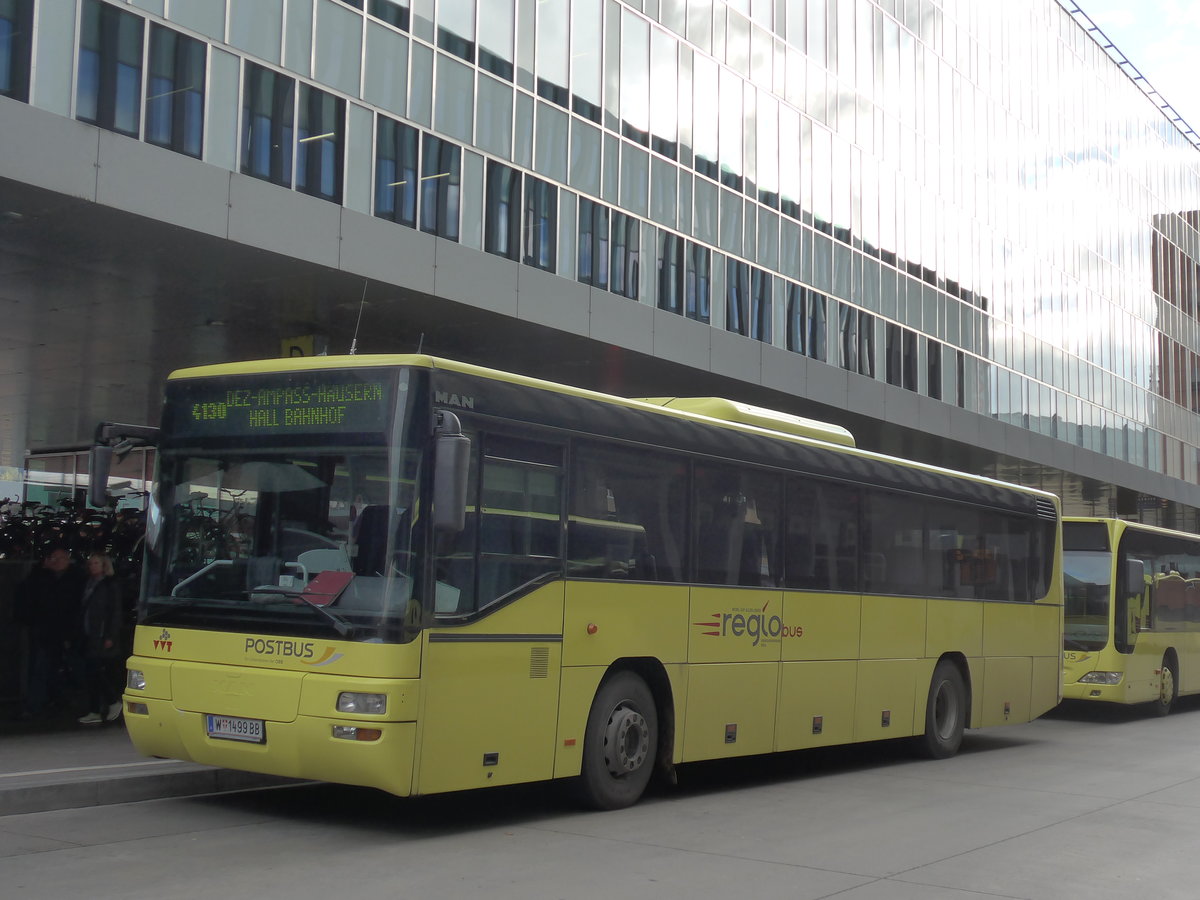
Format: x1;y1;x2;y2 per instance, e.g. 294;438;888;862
244;637;316;659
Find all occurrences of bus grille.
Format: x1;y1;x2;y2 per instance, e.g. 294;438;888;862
1035;498;1057;521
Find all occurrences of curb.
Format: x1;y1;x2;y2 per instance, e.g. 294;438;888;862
0;763;304;817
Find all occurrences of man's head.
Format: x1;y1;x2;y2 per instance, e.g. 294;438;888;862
44;548;71;573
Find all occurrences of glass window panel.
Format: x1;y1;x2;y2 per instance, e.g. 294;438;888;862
296;84;344;203
578;198;610;289
523;176;557;271
658;231;684;313
434;52;474;143
839;302;857;371
368;0;410;30
779;105;800;219
718;67;742;190
571;0;602;120
536;0;568;106
650;156;677;227
420;134;461;240
693;176;718;244
649;27;678;159
569;119;602;195
77;0;144;138
757;91;778;208
146;24;206;158
241;61;295;187
363;22;408;115
374;115;418;227
620;9;649;146
1;0;34;102
686;241;711;323
603;0;620;129
726;9;749;75
726;258;749;335
476;73;513;160
620;142;649;218
751;268;771;342
477;0;512;79
534;101;569;184
610;212;640;299
687;0;711;53
485;160;521;259
436;0;474;62
692;54;719;179
720;188;743;256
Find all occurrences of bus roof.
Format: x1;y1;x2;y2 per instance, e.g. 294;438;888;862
167;354;1057;507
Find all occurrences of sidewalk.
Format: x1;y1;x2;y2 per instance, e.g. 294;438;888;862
0;714;301;816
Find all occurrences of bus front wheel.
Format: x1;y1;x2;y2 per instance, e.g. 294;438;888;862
1152;657;1177;717
575;671;658;810
916;660;967;759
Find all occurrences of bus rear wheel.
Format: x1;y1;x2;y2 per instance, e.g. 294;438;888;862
1151;657;1177;717
916;660;967;759
574;671;658;810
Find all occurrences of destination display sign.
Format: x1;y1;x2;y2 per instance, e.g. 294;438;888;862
166;369;395;440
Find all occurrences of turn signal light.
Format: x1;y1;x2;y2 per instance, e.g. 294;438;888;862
332;725;382;741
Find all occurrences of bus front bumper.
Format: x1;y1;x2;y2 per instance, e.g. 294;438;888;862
1061;678;1125;702
123;695;416;797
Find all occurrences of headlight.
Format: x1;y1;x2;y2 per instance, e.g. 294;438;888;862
1078;671;1122;685
127;669;146;691
337;692;387;715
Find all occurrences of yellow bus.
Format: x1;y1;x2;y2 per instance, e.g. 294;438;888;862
1063;517;1200;714
92;355;1062;809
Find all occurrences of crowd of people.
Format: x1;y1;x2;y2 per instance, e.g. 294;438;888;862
14;547;127;723
2;500;145;726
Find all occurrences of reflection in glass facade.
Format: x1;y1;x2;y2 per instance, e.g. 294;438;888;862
6;0;1197;527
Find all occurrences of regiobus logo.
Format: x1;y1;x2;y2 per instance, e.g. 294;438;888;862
693;599;803;647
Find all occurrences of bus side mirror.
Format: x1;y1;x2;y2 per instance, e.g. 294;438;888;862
1126;559;1146;596
88;444;114;509
432;411;470;533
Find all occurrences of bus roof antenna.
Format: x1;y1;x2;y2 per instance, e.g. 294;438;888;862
349;281;367;355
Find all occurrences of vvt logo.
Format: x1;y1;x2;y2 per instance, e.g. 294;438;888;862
693;600;803;646
153;629;174;652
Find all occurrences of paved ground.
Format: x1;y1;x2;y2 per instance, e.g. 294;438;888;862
2;699;1200;898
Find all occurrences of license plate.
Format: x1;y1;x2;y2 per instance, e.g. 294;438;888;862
206;714;266;744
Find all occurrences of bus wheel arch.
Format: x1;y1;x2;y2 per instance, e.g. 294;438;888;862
916;654;970;759
1152;650;1179;717
573;659;673;810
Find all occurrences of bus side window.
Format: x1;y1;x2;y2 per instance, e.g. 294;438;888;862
785;478;858;592
568;443;686;582
693;464;781;587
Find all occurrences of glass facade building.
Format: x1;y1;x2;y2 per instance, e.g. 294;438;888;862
3;0;1200;528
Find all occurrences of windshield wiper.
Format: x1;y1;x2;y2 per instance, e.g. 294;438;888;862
243;587;356;638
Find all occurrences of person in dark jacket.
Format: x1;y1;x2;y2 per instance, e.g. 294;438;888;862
76;553;124;725
16;545;85;718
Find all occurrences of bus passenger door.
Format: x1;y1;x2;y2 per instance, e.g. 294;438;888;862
415;433;567;795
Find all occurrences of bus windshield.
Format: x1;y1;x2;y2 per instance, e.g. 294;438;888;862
141;367;427;643
1063;549;1111;651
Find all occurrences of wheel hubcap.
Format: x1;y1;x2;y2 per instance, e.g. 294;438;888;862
1161;668;1175;706
603;703;649;777
934;680;959;740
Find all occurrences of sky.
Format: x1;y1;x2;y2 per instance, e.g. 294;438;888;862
1078;0;1200;138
